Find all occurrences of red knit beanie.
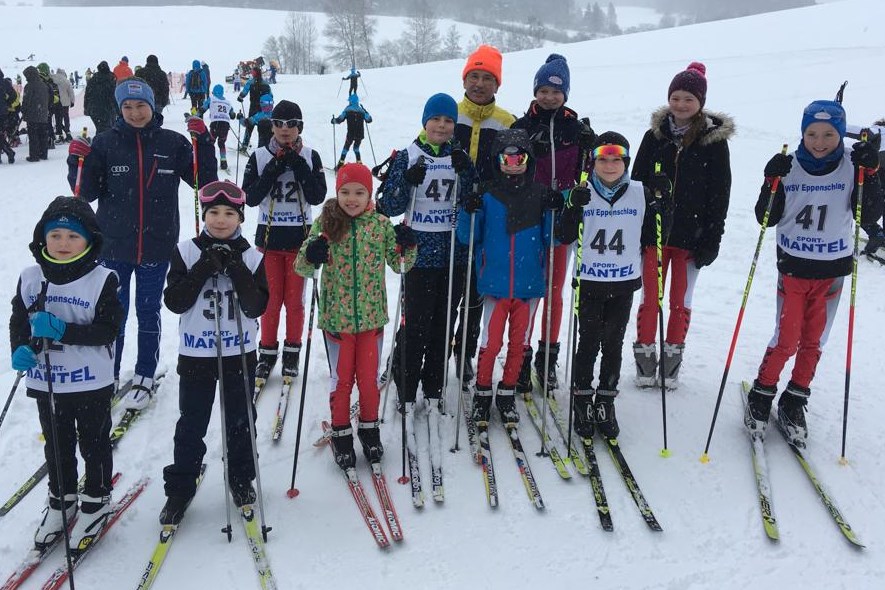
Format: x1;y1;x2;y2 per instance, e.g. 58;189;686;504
462;44;503;86
336;162;373;194
668;61;707;107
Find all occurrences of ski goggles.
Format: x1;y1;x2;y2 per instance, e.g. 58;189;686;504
498;152;529;167
271;118;302;129
199;180;246;205
592;144;629;160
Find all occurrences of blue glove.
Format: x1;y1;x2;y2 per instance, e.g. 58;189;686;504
12;345;38;371
30;311;66;341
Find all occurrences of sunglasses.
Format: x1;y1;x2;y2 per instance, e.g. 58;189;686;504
199;180;246;205
271;118;302;129
498;152;529;167
592;144;629;160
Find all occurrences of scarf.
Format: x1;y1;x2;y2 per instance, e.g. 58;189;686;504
590;170;630;203
795;143;844;175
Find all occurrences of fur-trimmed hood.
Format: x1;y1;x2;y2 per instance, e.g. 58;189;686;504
648;105;735;146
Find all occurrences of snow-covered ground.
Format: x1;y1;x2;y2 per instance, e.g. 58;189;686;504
2;1;885;589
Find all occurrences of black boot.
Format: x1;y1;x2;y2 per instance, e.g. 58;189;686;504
357;421;384;463
282;341;301;378
572;389;595;438
777;382;809;447
471;384;493;424
744;380;776;436
593;390;620;439
160;494;195;525
229;479;256;508
330;426;356;470
496;383;519;425
255;343;278;382
515;347;533;394
534;341;560;392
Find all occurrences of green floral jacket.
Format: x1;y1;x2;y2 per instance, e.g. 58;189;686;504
295;210;416;333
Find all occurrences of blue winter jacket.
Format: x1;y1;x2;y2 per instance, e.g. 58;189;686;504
456;181;552;300
67;113;217;264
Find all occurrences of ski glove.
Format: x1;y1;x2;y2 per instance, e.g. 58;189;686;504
693;247;718;269
394;223;417;249
202;244;232;273
186;116;208;136
237;96;244;103
285;150;312;178
577;124;598;151
29;311;66;341
568;186;592;208
403;160;427;186
451;149;471;174
330;116;338;125
851;134;881;170
764;153;793;178
304;236;330;266
463;192;484;213
546;189;565;211
68;136;91;158
12;345;38;371
646;172;672;198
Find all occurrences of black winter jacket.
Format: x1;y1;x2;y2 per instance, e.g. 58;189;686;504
134;62;170;111
632;106;734;261
21;66;48;124
83;62;118;123
67;113;218;264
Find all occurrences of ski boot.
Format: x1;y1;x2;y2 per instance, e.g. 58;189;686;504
255;343;279;383
534;341;560;392
334;159;345;171
572;389;595;438
633;342;658;388
34;492;77;549
120;374;153;411
229;479;257;508
64;132;73;142
282;341;301;378
593;390;620;439
777;382;809;448
357;420;384;464
69;493;113;553
471;384;493;424
661;343;684;389
744;380;776;436
330;425;357;470
515;347;533;394
862;228;885;255
159;493;195;525
496;383;519;425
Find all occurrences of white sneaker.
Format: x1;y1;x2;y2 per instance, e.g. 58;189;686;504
69;494;113;552
120;375;153;411
34;493;77;549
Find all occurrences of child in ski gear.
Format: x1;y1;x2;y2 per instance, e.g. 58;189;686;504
453;44;516;385
21;65;49;162
456;128;556;425
631;62;734;389
331;93;372;169
243;100;326;383
237;67;271;132
161;181;269;522
184;59;208;111
83;61;117;134
343;67;360;95
557;132;670;439
745;101;882;446
295;164;416;470
237;93;273;151
67;77;217;411
847;121;885;254
377;93;475;415
200;84;236;170
10;196;124;551
512;53;596;394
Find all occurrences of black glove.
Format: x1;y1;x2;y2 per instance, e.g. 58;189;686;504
693;247;718;269
202;243;232;272
646;172;672;198
463;192;483;213
851;133;881;169
403;159;427;186
546;189;564;211
578;122;597;151
764;153;793;178
393;224;417;249
304;236;330;266
285;150;311;178
226;248;246;271
236;112;245;121
568;186;591;208
451;148;471;174
237;96;244;103
330;115;337;125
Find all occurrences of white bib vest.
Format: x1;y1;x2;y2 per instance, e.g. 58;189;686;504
406;144;456;232
777;149;855;261
579;182;645;282
254;145;316;226
19;265;116;393
176;241;263;357
208;96;233;122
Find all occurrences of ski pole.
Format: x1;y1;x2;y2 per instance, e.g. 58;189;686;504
396;184;419;485
235;104;246;180
440;176;461;416
191;132;200;237
451;208;476;453
0;372;23;435
365;119;377;167
331;116;337;167
211;276;234;541
655;162;671;458
538;116;559;458
231;289;272;541
287;269;319;498
72;127;88;197
566;214;584;454
841;130;870;464
700;144;788;462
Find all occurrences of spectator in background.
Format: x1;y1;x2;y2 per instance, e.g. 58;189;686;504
84;61;118;133
21;65;49;162
135;55;171;114
52;67;75;142
113;56;134;81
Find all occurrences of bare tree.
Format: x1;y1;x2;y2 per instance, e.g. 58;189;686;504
324;0;377;68
441;24;462;60
400;0;441;64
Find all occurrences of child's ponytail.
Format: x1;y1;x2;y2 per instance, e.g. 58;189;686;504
321;199;350;243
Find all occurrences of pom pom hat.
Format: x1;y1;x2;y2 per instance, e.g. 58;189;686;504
533;54;570;101
668;62;707;107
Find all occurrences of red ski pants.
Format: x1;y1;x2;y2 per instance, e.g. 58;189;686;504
325;329;383;427
476;297;539;388
636;246;699;345
756;274;843;389
531;243;569;345
259;250;305;346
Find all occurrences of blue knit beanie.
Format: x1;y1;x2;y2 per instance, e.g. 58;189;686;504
422;93;458;127
45;215;91;244
115;78;155;112
801;100;846;140
533;54;570;101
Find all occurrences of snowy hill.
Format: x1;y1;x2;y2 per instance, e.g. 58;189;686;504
2;1;885;589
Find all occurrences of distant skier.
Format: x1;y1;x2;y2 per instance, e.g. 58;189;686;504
184;59;209;112
200;84;236;171
343;67;360;95
331;93;372;170
236;93;273;152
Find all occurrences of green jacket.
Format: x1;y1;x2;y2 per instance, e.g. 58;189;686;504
295;210;415;333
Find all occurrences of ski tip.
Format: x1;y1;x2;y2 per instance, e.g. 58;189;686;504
699;453;711;464
286;488;300;499
660;448;672;458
